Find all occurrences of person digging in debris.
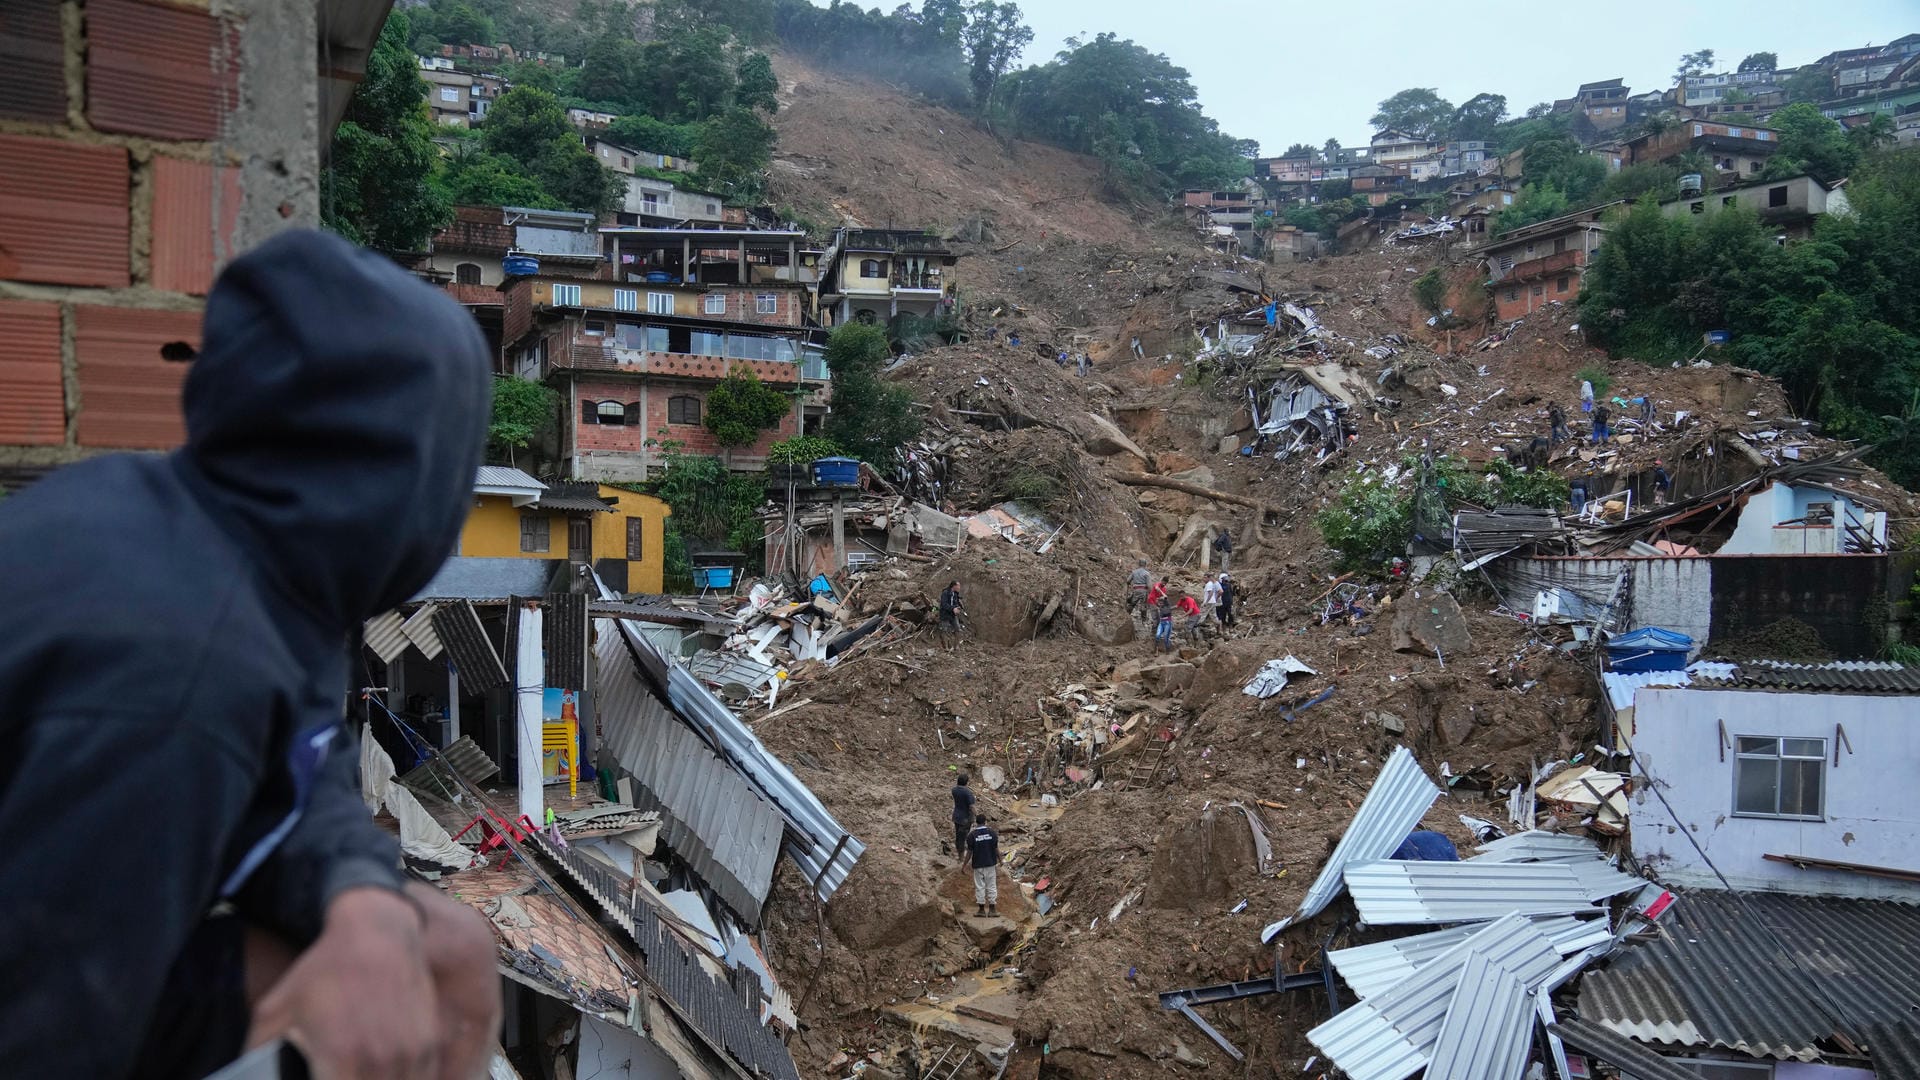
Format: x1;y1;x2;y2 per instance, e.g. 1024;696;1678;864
1216;573;1236;630
1125;559;1152;623
1638;395;1657;425
1571;477;1590;515
938;580;964;641
1548;401;1569;443
1591;404;1612;444
1212;528;1233;571
0;230;499;1079
1177;591;1206;644
1653;460;1673;505
1153;586;1176;652
950;775;976;866
967;816;1000;916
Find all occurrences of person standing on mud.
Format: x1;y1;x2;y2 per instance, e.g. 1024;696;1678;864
1212;529;1233;571
1217;573;1236;631
968;816;1000;917
938;580;964;643
1548;401;1569;444
1126;559;1152;624
1202;573;1222;624
950;775;975;866
1153;585;1176;652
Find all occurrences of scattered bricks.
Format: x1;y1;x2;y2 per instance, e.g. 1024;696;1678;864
149;156;240;295
0;301;67;446
87;0;238;140
74;305;202;449
0;0;68;123
0;135;131;288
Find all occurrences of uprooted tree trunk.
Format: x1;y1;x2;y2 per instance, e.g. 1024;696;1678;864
1113;472;1279;517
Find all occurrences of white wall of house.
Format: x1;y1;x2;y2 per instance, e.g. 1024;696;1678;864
1630;686;1920;902
1721;483;1884;555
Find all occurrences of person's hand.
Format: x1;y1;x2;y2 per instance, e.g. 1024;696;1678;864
247;886;439;1079
409;882;501;1080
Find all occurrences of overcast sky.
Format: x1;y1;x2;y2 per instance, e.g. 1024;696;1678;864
1001;1;1917;153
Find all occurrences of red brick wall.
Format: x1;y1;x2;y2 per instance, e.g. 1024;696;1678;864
692;286;804;327
568;374;798;466
0;0;241;454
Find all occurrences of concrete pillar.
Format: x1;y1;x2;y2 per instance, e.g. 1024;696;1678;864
515;602;545;824
831;494;846;571
682;237;692;282
738;237;747;281
445;665;460;749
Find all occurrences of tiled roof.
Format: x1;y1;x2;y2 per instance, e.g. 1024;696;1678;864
1577;890;1920;1062
1694;660;1920;694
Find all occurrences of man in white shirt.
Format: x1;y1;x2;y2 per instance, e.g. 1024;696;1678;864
1202;574;1223;624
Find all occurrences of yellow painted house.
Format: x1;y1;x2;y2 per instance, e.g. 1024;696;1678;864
460;466;671;594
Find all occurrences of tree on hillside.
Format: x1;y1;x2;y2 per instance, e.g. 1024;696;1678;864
1737;51;1778;73
1848;112;1896;152
1281;142;1317;160
1491;183;1569;236
1783;65;1833;104
736;51;779;114
1323;137;1342;161
1674;48;1716;81
1370;88;1453;138
488;377;558;466
607;114;703;158
579;33;644;103
1451;93;1508;143
322;11;450;251
960;1;1032;109
1761;102;1859;184
479;87;624;213
695;108;776;199
823;323;921;465
432;146;560;209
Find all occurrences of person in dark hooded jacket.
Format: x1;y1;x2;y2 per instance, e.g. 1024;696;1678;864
0;230;499;1079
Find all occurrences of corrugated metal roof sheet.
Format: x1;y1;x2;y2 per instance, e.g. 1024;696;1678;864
542;592;586;691
1329;915;1609;999
1426;951;1534;1080
400;603;444;660
596;628;781;921
412;557;559;601
1472;831;1608;863
686;649;778;692
594;568;864;902
1695;659;1920;694
363;610;410;664
1549;1018;1700;1080
1344;859;1641;925
1578;890;1920;1062
1309;914;1559;1080
432;600;509;693
527;832;801;1080
476;465;545;491
1264;746;1439;940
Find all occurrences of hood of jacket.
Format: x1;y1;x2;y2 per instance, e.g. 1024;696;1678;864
178;229;491;630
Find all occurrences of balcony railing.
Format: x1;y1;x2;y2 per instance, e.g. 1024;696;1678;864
551;343;823;386
1504;248;1585;282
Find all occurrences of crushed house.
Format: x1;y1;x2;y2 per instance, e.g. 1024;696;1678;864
1478;203;1621;321
500;228;828;480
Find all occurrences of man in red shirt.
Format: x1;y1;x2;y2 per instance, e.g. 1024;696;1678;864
1176;592;1207;644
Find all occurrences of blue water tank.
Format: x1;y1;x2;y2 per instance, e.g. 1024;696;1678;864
644;271;674;283
810;456;860;487
502;254;539;277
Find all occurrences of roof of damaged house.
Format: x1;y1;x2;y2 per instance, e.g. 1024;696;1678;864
1474;202;1625;251
1691;659;1920;694
411;557;560;601
1577;889;1920;1062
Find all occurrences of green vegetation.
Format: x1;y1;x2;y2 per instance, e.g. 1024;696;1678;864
1318;456;1570;570
644;444;766;574
961;2;1032;111
703;367;791;453
1578;147;1920;486
1370;88;1454;139
1576;365;1612;399
321;12;449;250
1760;102;1863;184
487;377;558;464
822;323;922;465
765;435;842;465
1411;268;1450;320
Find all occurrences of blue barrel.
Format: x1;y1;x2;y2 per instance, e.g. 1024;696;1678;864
502;254;539;277
644;270;673;283
810;456;860;487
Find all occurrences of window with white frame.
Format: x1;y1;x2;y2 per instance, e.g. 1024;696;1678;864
440;87;460;102
551;283;582;306
583;320;607;337
704;293;727;315
1734;736;1825;819
646;292;674;315
756;293;778;315
613;289;638;312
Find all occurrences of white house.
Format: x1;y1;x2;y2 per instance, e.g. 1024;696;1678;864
1628;665;1920;903
1720;481;1888;554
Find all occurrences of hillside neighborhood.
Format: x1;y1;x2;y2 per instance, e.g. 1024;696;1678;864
3;1;1920;1079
